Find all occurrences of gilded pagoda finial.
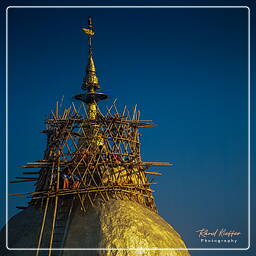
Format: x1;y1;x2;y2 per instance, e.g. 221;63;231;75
75;17;107;117
82;17;100;91
82;16;94;55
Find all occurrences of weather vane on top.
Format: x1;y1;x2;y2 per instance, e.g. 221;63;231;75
82;17;95;56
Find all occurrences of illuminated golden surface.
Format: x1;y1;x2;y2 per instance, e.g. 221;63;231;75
85;55;99;87
1;199;190;256
97;200;190;256
87;102;98;119
65;200;190;255
87;55;96;72
82;28;95;36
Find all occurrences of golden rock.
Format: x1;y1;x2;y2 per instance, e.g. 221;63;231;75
1;199;190;256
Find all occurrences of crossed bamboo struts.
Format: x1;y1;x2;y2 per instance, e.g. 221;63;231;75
13;101;159;213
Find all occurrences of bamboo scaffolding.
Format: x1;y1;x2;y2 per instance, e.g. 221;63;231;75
10;99;173;252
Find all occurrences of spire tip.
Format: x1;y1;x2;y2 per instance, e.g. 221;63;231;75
82;16;95;36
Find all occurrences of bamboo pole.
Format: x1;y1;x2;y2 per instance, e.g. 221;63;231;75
143;162;174;167
144;171;162;176
29;183;157;200
10;179;37;183
16;206;27;209
35;160;55;256
48;151;60;254
23;171;40;174
15;177;38;179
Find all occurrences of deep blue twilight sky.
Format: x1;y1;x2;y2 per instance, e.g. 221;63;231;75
1;5;254;256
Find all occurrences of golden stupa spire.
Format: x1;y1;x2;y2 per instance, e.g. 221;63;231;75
75;17;108;119
82;17;100;91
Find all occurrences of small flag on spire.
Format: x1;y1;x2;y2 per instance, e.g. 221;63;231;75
82;16;95;36
82;28;95;36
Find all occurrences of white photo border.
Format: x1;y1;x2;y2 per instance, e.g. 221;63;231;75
5;5;251;251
